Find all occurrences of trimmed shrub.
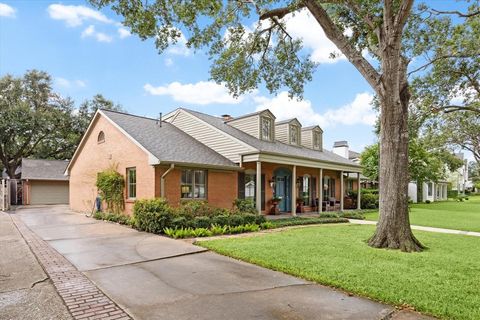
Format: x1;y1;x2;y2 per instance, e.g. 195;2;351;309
361;193;379;209
339;212;365;220
233;198;257;214
319;212;339;218
254;214;267;225
193;216;212;228
228;214;246;226
133;198;172;233
211;214;230;226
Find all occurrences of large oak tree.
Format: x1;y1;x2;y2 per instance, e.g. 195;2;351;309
91;0;478;251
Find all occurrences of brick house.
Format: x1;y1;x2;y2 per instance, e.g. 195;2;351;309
66;108;362;215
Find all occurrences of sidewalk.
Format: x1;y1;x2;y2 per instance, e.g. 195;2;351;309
0;211;72;320
349;219;480;237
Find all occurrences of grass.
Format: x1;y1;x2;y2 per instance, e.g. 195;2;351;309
199;224;480;320
364;195;480;232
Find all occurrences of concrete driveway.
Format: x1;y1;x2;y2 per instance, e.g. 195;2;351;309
14;206;431;320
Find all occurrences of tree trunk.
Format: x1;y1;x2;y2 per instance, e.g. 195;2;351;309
368;56;424;252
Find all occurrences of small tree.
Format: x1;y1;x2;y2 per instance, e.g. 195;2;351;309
96;167;125;214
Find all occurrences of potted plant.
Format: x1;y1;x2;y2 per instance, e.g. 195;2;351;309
296;197;304;213
270;196;282;215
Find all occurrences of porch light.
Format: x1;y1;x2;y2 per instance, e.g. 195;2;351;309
269;177;276;189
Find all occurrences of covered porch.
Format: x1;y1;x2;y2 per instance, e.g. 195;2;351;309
239;154;362;216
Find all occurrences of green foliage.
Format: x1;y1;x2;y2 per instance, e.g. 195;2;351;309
96;166;125;214
338;212;365;220
193;216;212;228
133;198;172;233
360;144;380;181
269;217;349;228
93;211;134;226
318;212;339;218
0;70;122;178
233;198;257;214
361;193;379;209
163;223;264;239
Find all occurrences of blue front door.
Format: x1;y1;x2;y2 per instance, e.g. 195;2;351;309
274;168;292;212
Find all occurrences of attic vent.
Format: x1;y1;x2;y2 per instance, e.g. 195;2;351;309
97;131;105;144
221;114;233;121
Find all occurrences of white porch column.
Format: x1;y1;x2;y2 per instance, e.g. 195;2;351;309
340;171;344;212
256;161;262;214
357;172;361;210
319;168;323;213
292;165;297;216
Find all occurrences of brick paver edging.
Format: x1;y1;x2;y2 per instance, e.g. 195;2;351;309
11;214;132;320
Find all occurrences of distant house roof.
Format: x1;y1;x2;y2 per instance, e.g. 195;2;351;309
349;150;361;160
180;108;361;168
101;110;238;169
21;159;69;181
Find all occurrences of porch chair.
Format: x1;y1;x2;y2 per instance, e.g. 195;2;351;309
329;197;341;211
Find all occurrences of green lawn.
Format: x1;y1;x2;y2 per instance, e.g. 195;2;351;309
364;195;480;232
200;224;480;320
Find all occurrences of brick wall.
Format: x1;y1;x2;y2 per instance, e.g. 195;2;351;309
69;115;156;215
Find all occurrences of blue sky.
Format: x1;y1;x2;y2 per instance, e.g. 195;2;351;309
0;0;468;157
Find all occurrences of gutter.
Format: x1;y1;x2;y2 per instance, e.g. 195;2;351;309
160;164;175;198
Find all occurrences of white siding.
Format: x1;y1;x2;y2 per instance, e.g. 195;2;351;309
301;130;313;148
275;123;289;144
228;116;260;138
170;111;254;163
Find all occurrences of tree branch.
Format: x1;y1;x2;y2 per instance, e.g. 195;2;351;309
394;0;414;33
431;8;480;18
259;4;304;20
436;105;480;114
303;0;381;92
407;53;478;76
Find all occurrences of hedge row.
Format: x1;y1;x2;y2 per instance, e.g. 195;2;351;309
133;198;266;234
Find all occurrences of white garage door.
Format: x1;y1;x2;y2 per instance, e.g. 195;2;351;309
30;181;69;205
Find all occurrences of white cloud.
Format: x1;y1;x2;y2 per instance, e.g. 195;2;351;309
164;58;174;67
283;9;346;64
0;3;15;17
144;81;243;105
254;91;376;127
47;4;113;27
118;27;131;39
55;77;87;89
81;25;112;43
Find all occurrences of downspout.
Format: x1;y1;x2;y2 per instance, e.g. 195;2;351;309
160;164;175;198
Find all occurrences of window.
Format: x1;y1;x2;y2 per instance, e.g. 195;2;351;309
313;131;321;149
323;176;335;199
427;182;433;196
245;173;256;199
347;180;354;192
261;117;273;141
181;169;207;199
127;168;136;199
302;175;310;204
97;131;105;144
290;125;299;145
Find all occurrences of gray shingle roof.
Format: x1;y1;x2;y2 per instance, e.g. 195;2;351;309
21;159;69;181
181;109;361;168
349;150;361;160
102;110;238;168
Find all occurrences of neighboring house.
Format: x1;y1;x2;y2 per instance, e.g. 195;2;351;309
447;153;469;194
66;108;362;215
408;181;448;203
332;141;376;189
21;159;70;205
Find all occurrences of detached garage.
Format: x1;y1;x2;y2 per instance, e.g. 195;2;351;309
22;159;70;205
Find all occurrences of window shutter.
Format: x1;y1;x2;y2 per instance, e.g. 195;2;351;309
261;174;265;211
311;177;317;206
238;172;245;199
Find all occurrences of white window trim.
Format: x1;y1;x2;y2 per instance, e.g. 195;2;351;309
127;167;136;199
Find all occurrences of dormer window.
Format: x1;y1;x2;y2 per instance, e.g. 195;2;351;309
313;131;321;149
261;117;273;141
290;125;299;145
